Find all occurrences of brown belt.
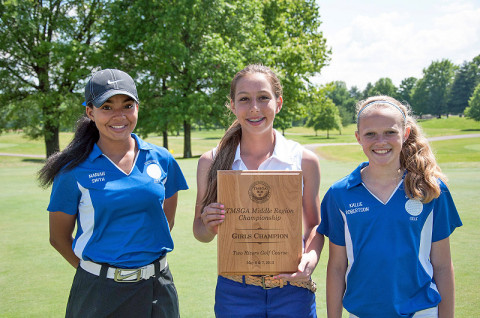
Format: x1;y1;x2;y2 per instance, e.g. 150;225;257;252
221;275;316;293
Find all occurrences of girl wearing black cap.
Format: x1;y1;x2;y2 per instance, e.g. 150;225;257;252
39;69;188;318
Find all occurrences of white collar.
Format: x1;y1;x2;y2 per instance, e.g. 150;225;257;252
232;130;296;168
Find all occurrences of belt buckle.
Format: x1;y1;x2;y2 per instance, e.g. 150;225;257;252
114;268;142;283
261;276;274;290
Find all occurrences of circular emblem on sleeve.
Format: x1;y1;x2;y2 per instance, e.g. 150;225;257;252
405;199;423;216
248;181;271;204
146;163;162;180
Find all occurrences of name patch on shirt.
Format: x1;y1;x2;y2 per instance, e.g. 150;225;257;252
88;171;105;183
345;201;370;214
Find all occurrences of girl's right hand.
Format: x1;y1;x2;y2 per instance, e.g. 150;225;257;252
201;203;225;235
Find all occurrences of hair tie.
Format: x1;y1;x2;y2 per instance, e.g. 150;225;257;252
357;101;406;122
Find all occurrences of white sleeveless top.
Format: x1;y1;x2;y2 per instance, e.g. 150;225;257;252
213;130;304;171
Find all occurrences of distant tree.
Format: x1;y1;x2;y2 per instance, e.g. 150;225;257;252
369;78;398;98
305;87;342;138
397;77;417;107
349;86;362;101
0;0;105;157
362;82;374;99
325;81;355;125
464;83;480;121
412;59;456;117
448;58;480;115
326;81;350;105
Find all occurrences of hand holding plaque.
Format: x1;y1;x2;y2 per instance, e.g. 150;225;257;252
217;170;302;275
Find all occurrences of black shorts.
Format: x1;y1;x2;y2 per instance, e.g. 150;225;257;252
65;263;179;318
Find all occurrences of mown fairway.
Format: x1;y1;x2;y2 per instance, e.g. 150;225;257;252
0;116;478;317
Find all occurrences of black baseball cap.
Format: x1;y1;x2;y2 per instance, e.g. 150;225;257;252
83;69;139;107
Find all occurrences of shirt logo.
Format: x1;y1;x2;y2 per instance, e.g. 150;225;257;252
405;199;423;216
107;79;124;85
145;162;163;183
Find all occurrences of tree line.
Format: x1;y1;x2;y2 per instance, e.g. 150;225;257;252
318;55;480;136
0;0;329;158
1;1;479;159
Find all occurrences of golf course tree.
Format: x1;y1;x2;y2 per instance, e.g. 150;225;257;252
101;0;330;157
412;59;456;118
363;77;398;100
0;0;330;159
153;0;250;158
101;0;270;158
464;83;480;121
326;81;357;126
305;86;342;138
99;0;195;152
397;77;417;107
261;0;330;135
447;57;480;115
0;0;106;157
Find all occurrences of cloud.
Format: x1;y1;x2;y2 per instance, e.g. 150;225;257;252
313;0;480;90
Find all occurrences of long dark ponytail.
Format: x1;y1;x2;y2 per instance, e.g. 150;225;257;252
38;113;99;187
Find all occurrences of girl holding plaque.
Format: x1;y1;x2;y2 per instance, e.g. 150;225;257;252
194;64;324;317
318;96;462;318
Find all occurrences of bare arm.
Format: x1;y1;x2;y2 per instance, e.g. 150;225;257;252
164;192;178;231
431;237;455;318
193;151;225;242
277;149;323;281
49;212;80;268
327;241;347;318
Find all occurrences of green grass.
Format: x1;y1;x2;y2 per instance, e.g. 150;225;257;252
418;116;480;137
0;158;477;317
0;115;478;158
316;138;480;166
0;115;479;317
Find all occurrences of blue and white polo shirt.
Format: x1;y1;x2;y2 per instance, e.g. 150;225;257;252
47;134;188;268
318;162;462;318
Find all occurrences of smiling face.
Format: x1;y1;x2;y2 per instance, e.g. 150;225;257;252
355;106;410;169
230;73;282;135
85;94;138;146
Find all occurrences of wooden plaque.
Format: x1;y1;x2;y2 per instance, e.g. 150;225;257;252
217;170;302;275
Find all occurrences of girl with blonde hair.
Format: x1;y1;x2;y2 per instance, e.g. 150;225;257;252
318;95;462;318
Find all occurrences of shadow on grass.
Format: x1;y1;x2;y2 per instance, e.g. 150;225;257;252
461;129;480;132
303;135;341;141
176;155;201;160
23;158;45;163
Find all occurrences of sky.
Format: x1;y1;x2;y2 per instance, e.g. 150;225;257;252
312;0;480;90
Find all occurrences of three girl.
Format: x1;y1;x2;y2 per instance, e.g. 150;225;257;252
41;65;461;318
